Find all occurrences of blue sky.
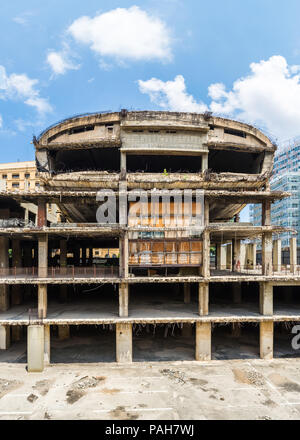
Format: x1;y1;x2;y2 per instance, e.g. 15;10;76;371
1;0;300;168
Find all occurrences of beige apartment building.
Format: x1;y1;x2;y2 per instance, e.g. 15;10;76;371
0;161;39;191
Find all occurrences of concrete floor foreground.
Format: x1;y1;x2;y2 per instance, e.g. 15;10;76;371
1;359;300;419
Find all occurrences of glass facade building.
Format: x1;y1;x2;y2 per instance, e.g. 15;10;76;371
250;140;300;248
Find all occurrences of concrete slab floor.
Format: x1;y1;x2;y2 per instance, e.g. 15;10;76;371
2;359;300;419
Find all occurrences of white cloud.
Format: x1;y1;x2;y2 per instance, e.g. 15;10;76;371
47;47;80;76
13;11;35;26
68;6;172;63
0;65;52;114
138;75;208;113
208;55;300;140
138;56;300;141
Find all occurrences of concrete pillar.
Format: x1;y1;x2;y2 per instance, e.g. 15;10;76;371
119;283;129;317
232;239;241;272
182;323;193;337
184;283;191;304
27;325;44;372
38;234;48;278
58;325;70;340
44;325;50;365
273;239;281;273
233;283;242;304
198;283;209;316
38;284;47;319
11;326;22;342
202;153;208;172
0;325;10;350
290;237;297;275
119;232;129;278
231;323;241;338
37;200;47;227
262;200;271;226
216;244;221;270
259;282;273;315
195;322;211;361
204;199;209;226
260;321;273;360
120;151;127;173
226;243;232;270
246;243;256;269
262;232;273;276
201;230;210;278
0;236;9;311
116;323;132;363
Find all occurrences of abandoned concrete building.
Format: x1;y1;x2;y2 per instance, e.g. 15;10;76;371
0;110;300;372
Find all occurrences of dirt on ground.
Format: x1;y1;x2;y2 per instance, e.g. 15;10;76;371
0;378;23;399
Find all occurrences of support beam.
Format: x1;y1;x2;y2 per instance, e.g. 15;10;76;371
38;234;48;278
226;243;232;270
44;325;50;365
290;237;297;275
201;153;208;172
0;325;10;350
38;284;47;319
259;282;273;315
119;283;129;317
37;200;47;227
116;323;132;363
201;230;210;277
120;151;127;173
184;283;191;304
262;232;273;276
262;200;271;226
198;283;209;316
273;239;281;272
246;243;256;269
58;325;70;340
27;325;44;372
260;321;273;360
195;322;211;361
60;239;67;274
119;232;129;278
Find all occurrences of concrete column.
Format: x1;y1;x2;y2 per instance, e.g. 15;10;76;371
184;283;191;304
38;284;47;319
11;326;22;342
38;234;48;278
182;323;193;337
37;200;47;227
233;283;242;304
273;239;281;272
116;323;132;363
226;243;232;270
27;325;44;372
259;282;273;315
262;200;271;226
216;244;221;270
44;325;50;365
246;243;256;269
204;199;209;226
201;230;210;278
120;151;127;173
119;232;129;278
195;322;211;361
0;325;10;350
232;239;241;272
262;232;273;276
58;325;70;340
201;153;208;172
198;283;209;316
119;283;129;317
290;237;297;275
260;321;273;360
